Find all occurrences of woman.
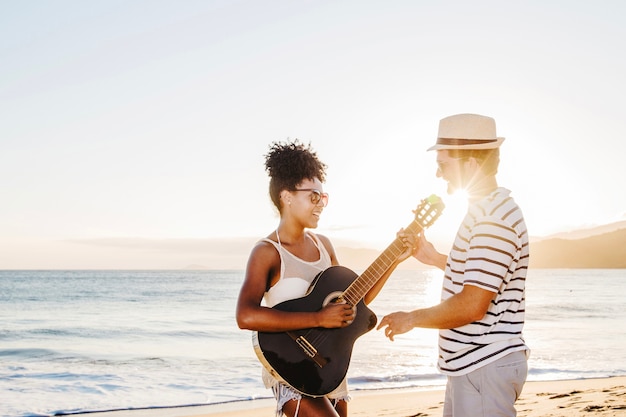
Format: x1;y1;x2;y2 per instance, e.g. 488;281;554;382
236;140;408;417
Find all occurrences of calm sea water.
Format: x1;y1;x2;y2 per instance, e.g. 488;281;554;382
1;269;624;417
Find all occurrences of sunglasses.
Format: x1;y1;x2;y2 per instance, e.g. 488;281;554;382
436;157;470;171
290;189;329;206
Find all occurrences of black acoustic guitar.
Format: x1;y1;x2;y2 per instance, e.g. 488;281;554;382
253;195;444;396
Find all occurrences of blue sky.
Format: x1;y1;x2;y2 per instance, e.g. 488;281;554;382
1;1;625;268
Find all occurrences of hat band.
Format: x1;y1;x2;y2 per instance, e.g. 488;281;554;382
436;137;498;146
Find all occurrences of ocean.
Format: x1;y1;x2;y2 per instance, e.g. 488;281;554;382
1;268;624;417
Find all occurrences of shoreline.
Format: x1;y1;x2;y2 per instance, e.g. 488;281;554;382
82;376;626;417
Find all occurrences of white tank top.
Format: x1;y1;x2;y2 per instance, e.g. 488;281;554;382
262;232;331;307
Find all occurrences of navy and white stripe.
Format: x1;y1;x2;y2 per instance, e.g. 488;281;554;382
438;187;530;375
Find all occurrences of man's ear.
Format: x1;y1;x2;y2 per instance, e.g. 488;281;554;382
466;157;480;171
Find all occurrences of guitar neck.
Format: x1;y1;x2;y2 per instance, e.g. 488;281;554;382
341;219;426;306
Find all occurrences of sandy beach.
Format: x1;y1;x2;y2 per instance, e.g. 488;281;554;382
87;376;626;417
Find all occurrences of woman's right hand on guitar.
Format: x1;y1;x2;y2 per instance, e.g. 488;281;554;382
317;301;355;328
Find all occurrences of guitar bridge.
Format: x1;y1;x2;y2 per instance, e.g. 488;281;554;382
294;335;328;368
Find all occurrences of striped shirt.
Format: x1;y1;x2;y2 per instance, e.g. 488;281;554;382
438;188;530;376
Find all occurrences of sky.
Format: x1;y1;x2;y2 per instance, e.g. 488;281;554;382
1;0;625;269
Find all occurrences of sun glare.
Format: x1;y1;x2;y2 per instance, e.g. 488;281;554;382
451;188;469;201
442;191;469;221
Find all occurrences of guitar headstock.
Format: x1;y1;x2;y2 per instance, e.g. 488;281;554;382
412;194;445;230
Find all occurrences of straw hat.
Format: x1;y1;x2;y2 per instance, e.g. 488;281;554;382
427;113;505;151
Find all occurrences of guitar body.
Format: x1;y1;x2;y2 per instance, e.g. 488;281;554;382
254;265;377;397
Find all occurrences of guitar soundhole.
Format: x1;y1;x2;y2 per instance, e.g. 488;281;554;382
323;291;349;307
322;291;357;322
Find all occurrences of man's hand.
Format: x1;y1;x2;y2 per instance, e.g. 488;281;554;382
377;311;415;341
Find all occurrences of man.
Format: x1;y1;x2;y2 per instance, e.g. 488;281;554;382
378;113;530;417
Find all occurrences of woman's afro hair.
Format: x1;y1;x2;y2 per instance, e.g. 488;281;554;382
265;139;327;184
264;139;327;210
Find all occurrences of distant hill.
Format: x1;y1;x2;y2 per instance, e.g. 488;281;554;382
336;221;626;270
535;220;626;241
529;228;626;268
335;246;393;271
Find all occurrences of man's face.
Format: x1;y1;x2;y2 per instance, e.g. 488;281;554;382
435;150;471;195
